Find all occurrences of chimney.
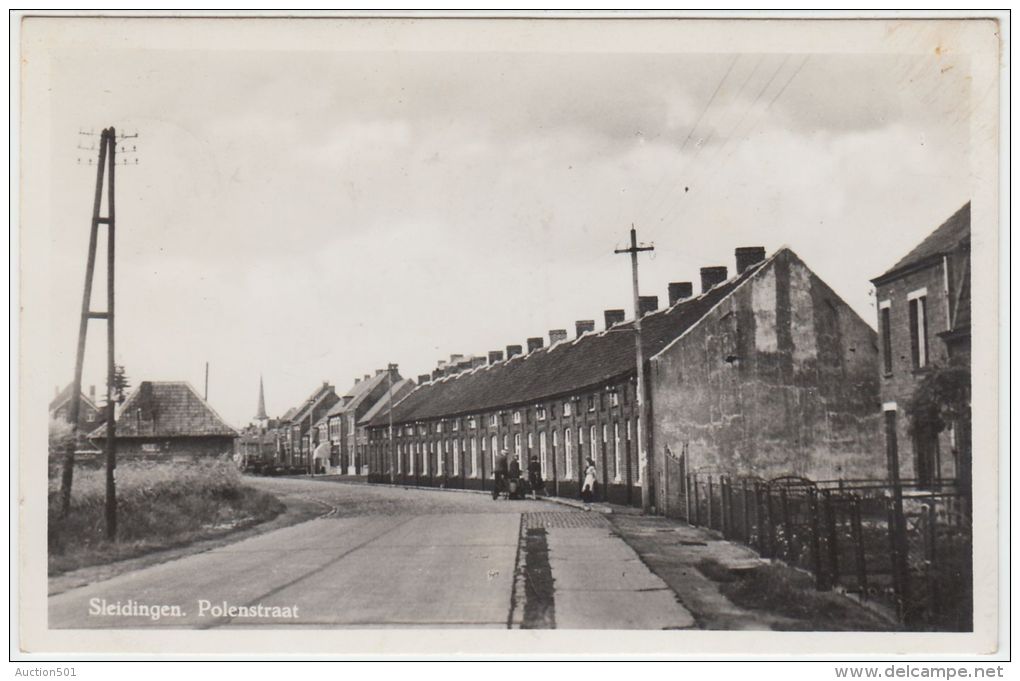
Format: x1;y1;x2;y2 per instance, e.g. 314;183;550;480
700;266;728;293
604;309;625;329
375;369;383;376
668;282;693;306
387;363;399;374
363;374;371;381
449;353;464;364
527;337;544;353
456;360;472;372
418;374;431;384
488;350;504;364
354;377;361;385
575;320;595;337
549;329;568;345
471;356;486;368
88;385;96;400
432;368;443;381
736;246;767;274
506;344;523;359
638;296;659;316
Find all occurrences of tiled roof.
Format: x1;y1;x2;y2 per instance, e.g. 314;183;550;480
287;383;337;425
874;202;970;283
368;254;772;427
49;383;98;413
326;371;393;417
89;381;237;438
357;378;416;425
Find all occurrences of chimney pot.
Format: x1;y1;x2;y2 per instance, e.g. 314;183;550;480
575;320;595;337
638;296;659;316
487;350;504;364
506;344;523;359
549;329;568;345
668;282;693;306
700;266;729;293
526;337;544;353
736;246;767;274
604;309;626;329
354;377;361;384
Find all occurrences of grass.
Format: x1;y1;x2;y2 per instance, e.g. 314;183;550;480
48;460;284;575
695;557;896;631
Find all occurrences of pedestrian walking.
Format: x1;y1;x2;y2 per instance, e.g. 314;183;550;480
508;454;523;499
527;455;545;500
581;457;598;511
493;449;509;500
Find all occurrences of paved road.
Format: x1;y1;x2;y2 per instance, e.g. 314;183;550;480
49;478;693;629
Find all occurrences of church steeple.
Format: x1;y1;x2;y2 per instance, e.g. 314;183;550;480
255;375;268;423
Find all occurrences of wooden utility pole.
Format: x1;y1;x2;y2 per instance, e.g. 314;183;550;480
59;126;132;542
615;226;655;514
387;368;396;484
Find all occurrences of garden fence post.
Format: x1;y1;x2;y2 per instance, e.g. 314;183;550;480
809;488;825;589
851;496;868;600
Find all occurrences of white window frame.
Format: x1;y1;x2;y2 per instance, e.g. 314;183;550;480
537;406;546;421
527;432;534;450
564;428;574;479
613;422;622;482
491;435;498;467
908;288;929;369
539;431;548;478
470;437;479;478
489;414;498;427
563;402;572;417
514;433;521;456
452;439;459;476
513;410;522;424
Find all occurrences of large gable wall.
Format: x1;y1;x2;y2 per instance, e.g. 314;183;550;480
649;249;882;487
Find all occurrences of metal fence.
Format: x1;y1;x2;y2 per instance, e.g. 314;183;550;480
683;473;972;630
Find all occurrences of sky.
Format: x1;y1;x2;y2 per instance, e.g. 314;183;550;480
36;19;979;427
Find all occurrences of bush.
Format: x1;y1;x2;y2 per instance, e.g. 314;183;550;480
48;460;284;574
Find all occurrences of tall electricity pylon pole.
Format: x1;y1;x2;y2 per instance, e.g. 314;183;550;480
615;226;655;514
59;126;137;541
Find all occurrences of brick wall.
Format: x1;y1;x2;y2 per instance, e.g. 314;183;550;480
650;249;883;516
875;260;958;482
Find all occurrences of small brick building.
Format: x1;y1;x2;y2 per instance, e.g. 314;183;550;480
321;367;404;475
364;246;883;510
871;202;971;491
88;381;237;461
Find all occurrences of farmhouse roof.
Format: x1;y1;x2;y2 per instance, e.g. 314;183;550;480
89;381;237;438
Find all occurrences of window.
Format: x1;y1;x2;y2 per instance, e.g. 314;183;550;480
410;442;416;474
513;410;522;424
489;414;498;427
491;435;498;466
590;425;598;460
626;419;632;441
397;443;403;474
613;423;622;482
470;437;479;478
536;406;546;421
610;391;620;408
514;433;522;455
879;301;893;374
908;289;929;369
452;439;459;476
452;419;459;432
436;422;443;433
587;395;596;412
503;434;509;450
348;415;355;431
527;432;534;450
406;426;414;436
468;416;477;430
563;402;572;417
141;443;160;453
564;428;574;479
539;431;548;477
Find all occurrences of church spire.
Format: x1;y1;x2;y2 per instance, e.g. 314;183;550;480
255;375;268;421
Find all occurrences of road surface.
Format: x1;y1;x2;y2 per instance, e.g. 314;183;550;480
49;478;694;629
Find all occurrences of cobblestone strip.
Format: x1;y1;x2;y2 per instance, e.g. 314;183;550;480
524;511;610;530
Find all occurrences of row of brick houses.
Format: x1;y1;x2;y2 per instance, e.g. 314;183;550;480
361;245;886;509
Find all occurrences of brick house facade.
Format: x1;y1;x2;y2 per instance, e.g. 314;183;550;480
280;382;339;470
871;202;971;491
